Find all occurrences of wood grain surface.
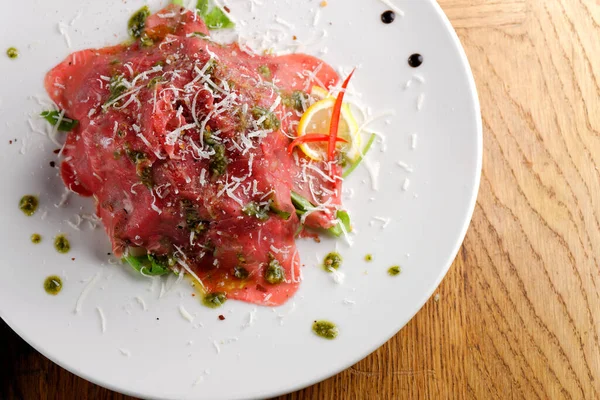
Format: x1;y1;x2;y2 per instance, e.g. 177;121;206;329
3;0;600;398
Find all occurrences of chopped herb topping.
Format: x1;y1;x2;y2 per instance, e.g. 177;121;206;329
54;234;70;254
128;6;151;39
106;75;128;105
283;90;308;112
19;195;38;216
31;233;42;244
209;143;228;177
41;111;79;132
181;199;208;233
243;201;270;221
233;265;249;280
44;275;63;295
388;266;401;276
125;147;153;187
6;47;18;59
258;65;271;79
264;254;285;284
323;252;342;272
203;292;227;308
252;106;280;130
312;320;338;340
243;198;290;221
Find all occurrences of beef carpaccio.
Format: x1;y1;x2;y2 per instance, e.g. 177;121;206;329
45;5;347;306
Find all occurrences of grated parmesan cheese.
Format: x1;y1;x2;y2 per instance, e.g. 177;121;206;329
96;307;107;333
179;304;195;323
74;272;101;314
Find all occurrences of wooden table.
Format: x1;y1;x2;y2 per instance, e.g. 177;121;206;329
3;0;599;398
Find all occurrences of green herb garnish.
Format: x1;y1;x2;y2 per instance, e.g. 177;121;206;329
243;201;270;221
19;195;39;216
233;265;249;280
258;65;271;79
264;255;285;284
6;47;19;59
312;320;338;340
125;147;154;187
44;275;63;295
196;0;235;30
209;143;228;177
323;252;342;272
203;292;227;308
327;210;352;237
40;111;79;132
106;74;128;106
282;90;308;112
128;6;151;39
54;234;70;254
123;254;172;276
251;106;280;130
291;192;353;237
343;133;377;178
388;266;401;276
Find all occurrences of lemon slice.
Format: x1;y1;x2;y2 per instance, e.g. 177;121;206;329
297;88;361;162
310;85;330;100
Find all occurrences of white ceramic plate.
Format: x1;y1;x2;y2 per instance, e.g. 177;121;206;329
0;1;481;399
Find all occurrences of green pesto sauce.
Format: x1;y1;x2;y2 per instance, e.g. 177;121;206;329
257;65;271;79
233;265;249;280
364;254;373;262
312;320;338;340
323;252;342;272
44;275;63;295
54;234;70;254
265;256;285;284
388;266;401;276
19;195;39;216
282;90;308;112
128;6;150;39
203;292;227;308
31;234;42;244
209;143;228;177
6;47;19;59
252;106;280;130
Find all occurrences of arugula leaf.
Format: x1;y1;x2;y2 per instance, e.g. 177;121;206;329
342;133;377;178
196;0;209;16
40;111;79;132
123;254;171;276
327;210;352;237
291;191;313;212
290;192;351;237
204;7;235;29
194;0;234;30
172;0;184;5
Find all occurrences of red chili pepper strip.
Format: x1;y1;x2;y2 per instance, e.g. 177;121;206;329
288;133;348;155
327;69;355;162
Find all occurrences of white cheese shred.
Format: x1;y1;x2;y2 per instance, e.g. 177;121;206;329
135;296;147;311
96;307;107;333
119;348;131;357
179;304;195;323
74;272;101;315
242;308;257;330
402;178;411;191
